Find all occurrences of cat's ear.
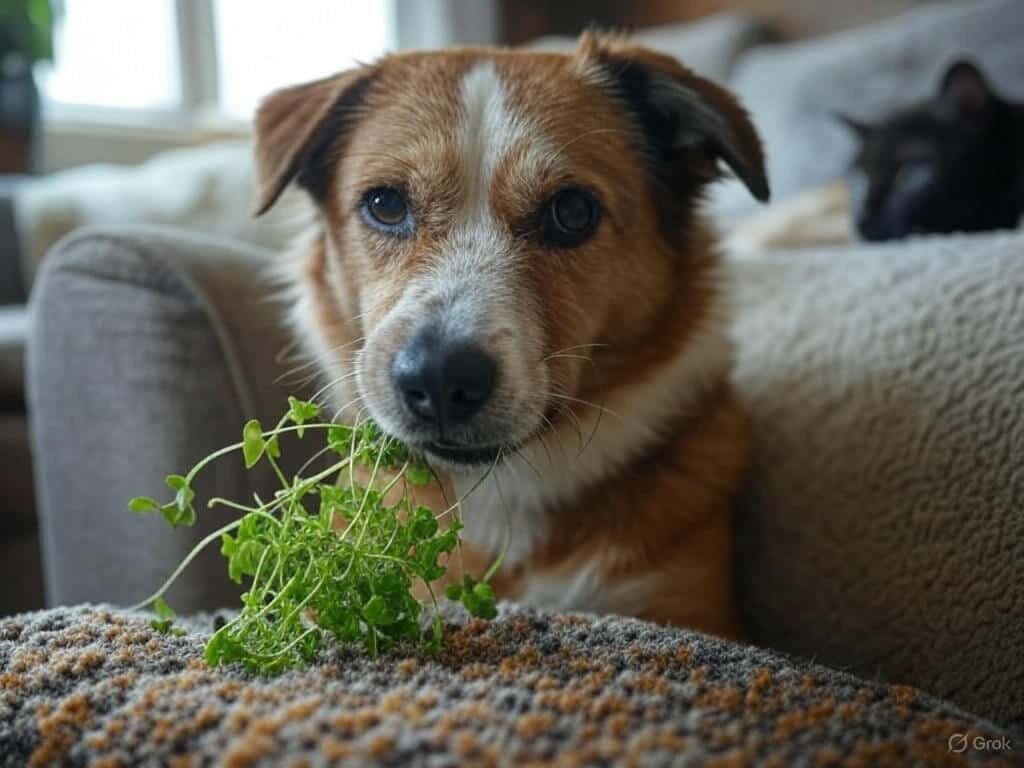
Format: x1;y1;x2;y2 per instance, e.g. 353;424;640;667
938;60;996;121
833;112;873;141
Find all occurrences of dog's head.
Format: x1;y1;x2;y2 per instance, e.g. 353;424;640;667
255;33;768;472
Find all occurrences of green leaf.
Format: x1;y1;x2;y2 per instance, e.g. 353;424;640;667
222;531;263;584
409;507;438;540
266;435;281;459
205;628;245;667
174;485;195;513
462;580;497;619
327;425;354;454
287;396;320;437
129;496;159;513
160;500;195;529
149;597;186;634
150;618;172;633
242;419;266;468
405;465;432;487
165;474;188;491
472;582;495;602
444;583;463;601
363;595;396;626
153;597;175;619
158;476;197;527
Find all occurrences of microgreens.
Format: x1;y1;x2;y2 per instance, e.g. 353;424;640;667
149;597;186;636
129;398;499;674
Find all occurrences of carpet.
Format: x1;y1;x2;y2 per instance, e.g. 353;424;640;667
1;604;1018;767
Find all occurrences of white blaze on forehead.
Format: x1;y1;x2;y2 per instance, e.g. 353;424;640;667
455;61;558;216
458;62;508;201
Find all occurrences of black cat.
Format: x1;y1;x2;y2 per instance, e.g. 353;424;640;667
840;60;1024;242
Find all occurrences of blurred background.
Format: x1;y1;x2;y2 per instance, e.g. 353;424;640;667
3;0;944;174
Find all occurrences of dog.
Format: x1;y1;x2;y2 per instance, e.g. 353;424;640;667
253;32;770;639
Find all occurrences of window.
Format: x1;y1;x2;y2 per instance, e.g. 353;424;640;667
214;2;393;120
37;0;397;125
39;0;180;110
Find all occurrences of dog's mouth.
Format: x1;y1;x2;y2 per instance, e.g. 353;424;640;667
408;404;562;469
420;440;505;467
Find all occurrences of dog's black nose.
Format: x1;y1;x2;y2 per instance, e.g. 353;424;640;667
392;329;497;428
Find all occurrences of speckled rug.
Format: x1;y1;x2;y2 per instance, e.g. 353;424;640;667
0;604;1018;767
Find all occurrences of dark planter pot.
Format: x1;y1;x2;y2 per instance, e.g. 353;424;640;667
0;56;39;173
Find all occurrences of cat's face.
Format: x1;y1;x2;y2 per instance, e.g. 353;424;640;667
844;61;1020;242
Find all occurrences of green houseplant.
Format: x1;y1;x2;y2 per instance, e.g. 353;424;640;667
0;0;58;172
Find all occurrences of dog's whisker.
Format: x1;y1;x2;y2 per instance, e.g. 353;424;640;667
556;404;587;452
578;393;609;458
328;393;367;424
542;353;594;363
544;392;622;420
307;369;362;408
274;338;366;386
511;445;544;482
538;412;574;463
532;415;556;464
546;342;609;356
294;441;337;477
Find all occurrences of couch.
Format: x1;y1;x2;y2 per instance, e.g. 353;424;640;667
6;0;1024;759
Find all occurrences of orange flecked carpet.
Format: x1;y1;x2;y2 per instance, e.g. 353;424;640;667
0;604;1018;767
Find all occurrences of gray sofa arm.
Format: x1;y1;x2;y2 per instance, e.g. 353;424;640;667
27;226;304;612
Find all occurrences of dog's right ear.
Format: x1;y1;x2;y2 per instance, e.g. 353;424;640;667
576;32;769;204
252;67;375;216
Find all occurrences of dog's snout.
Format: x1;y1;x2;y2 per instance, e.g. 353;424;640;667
391;329;497;429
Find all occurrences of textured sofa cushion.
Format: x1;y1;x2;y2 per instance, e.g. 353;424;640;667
1;604;1017;766
730;230;1024;732
712;0;1024;221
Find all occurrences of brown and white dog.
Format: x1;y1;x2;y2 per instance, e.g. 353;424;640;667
253;33;769;639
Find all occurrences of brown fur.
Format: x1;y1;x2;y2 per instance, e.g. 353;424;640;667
254;34;766;639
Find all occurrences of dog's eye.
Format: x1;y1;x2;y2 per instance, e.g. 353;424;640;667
362;187;410;231
542;188;600;247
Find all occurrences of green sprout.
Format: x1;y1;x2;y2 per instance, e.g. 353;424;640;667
148;597;186;637
128;398;499;674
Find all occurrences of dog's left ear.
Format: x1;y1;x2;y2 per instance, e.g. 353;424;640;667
579;32;769;203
